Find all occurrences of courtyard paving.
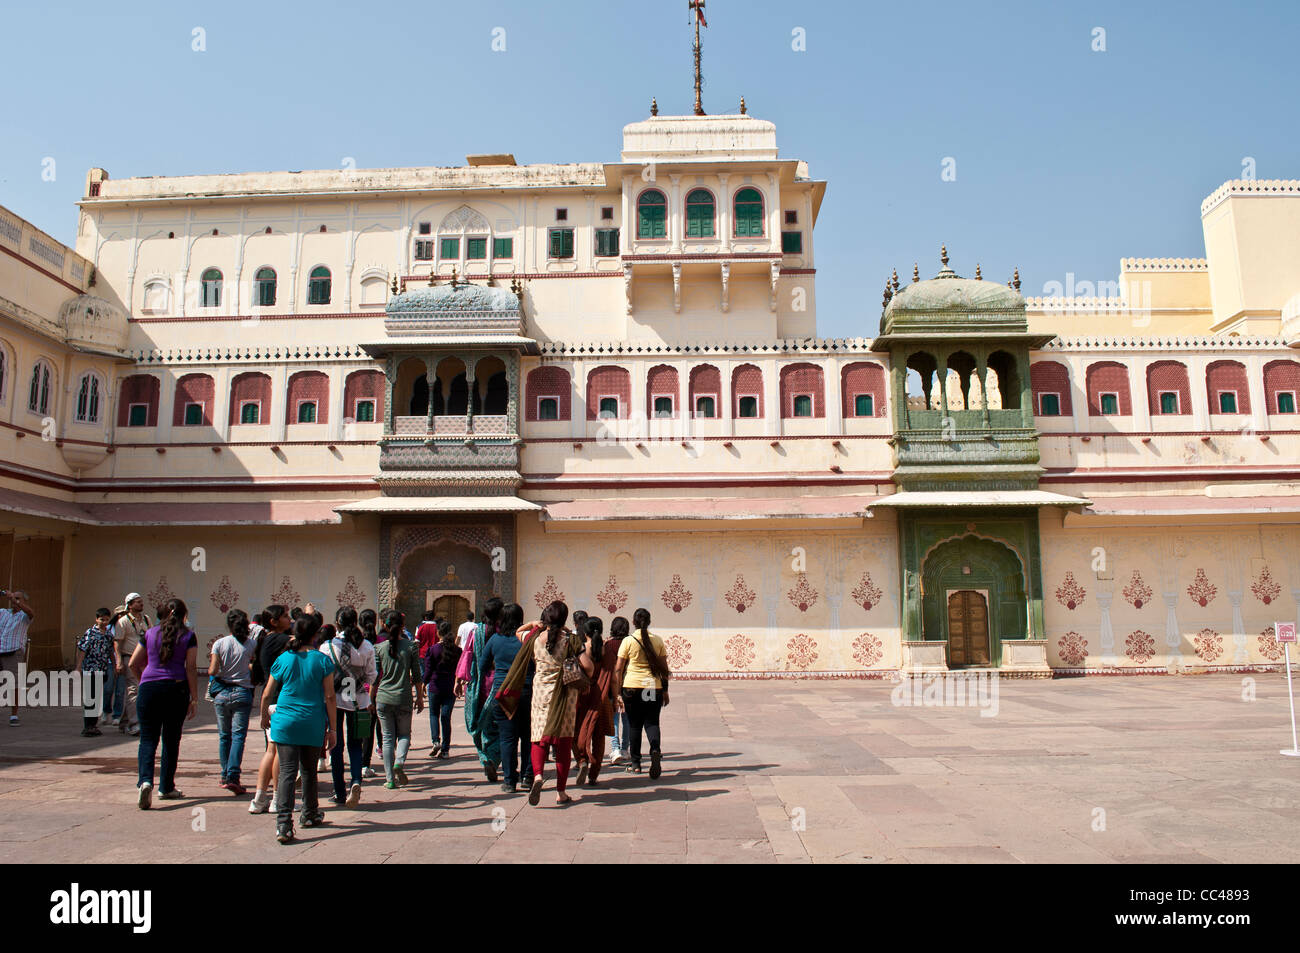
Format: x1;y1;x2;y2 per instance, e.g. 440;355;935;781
0;673;1296;863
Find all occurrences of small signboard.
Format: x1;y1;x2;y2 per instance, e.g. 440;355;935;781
1276;622;1297;644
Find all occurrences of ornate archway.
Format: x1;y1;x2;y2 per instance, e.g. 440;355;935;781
920;533;1027;667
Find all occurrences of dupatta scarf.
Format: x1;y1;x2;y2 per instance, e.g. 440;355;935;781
496;625;582;738
463;621;500;767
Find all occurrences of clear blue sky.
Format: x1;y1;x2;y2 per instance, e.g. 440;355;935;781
2;0;1295;337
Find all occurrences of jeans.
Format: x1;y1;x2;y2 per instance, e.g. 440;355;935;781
428;689;454;752
363;708;383;768
136;679;189;791
103;667;120;718
612;710;630;755
492;691;531;786
213;685;252;784
330;709;364;800
376;703;412;784
119;659;139;728
621;687;663;767
275;743;320;827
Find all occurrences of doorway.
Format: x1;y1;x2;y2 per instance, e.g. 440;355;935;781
429;592;472;627
946;589;991;667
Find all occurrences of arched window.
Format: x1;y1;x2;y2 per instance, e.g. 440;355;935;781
143;277;170;313
840;362;886;418
254;267;276;307
779;363;824;418
229;372;272;426
637;190;667;239
286;370;329;425
525;366;572;422
1264;359;1300;414
27;361;52;415
0;345;8;406
586;365;631;421
732;364;764;418
685;189;715;238
344;369;385;424
308;266;331;306
1030;361;1072;417
173;373;215;427
689;364;721;419
1146;360;1190;416
646;364;678;419
118;374;160;427
201;268;223;308
734;188;764;238
74;373;101;423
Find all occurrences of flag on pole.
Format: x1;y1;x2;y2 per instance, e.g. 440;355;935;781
691;0;707;28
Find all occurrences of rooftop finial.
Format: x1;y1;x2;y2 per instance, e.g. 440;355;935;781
940;244;949;267
689;0;708;116
390;272;399;295
739;95;746;114
427;270;436;287
891;268;900;292
912;263;920;283
651;97;658;116
883;280;893;307
1012;267;1021;292
975;263;982;281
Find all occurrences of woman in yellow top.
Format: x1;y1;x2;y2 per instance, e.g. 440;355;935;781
614;607;670;779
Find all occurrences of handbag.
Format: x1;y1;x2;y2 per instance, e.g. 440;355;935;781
561;635;591;692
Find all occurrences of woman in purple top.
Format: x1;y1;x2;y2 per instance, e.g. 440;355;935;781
128;597;198;809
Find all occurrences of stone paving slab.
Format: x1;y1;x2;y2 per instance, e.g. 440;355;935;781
0;673;1296;863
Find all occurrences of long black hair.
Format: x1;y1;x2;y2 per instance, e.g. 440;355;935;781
501;602;524;638
610;616;629;641
336;606;363;649
631;607;666;675
359;608;378;643
541;600;568;654
157;598;188;664
226;608;250;645
584;615;604;663
482;597;504;637
382;609;405;641
287;613;321;652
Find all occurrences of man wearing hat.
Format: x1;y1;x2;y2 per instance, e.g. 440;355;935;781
0;590;35;726
113;593;150;736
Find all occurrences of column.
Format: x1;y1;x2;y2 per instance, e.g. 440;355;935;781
765;357;780;437
717;174;731;253
269;363;289;443
1245;353;1268;433
328;365;345;439
383;357;396;436
1228;590;1248;663
678;360;690;436
766;174;780;254
425;357;437;435
464;355;479;432
1069;355;1085;434
1096;590;1116;666
213;366;232;443
630;359;648;426
620;177;632;254
1130;361;1151;431
1162;591;1182;664
571;359;587;439
669;175;682;253
156;371;178;444
1189;355;1210;431
825;355;841;435
720;358;733;436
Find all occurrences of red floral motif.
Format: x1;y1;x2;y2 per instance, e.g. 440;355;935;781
1125;630;1156;664
664;635;692;669
1186;568;1217;607
724;635;755;669
146;576;176;608
724;574;756;613
851;632;883;667
851;572;883;612
595;575;627;614
336;575;366;612
1259;628;1284;662
786;633;818;670
1058;631;1088;666
1251;567;1281;605
1055;571;1087;611
1122;570;1153;609
1193;628;1223;662
209;575;239;614
787;573;819;613
271;576;301;608
660;574;693;613
533;576;565;611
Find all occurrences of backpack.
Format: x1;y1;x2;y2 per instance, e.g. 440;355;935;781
327;639;353;694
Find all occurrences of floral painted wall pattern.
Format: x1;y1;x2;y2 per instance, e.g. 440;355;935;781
336;575;366;612
1251;567;1281;605
724;634;755;670
1058;632;1088;666
1186;568;1217;607
786;633;818;670
851;572;882;612
851;632;883;666
1055;571;1087;610
209;575;239;614
533;576;564;610
596;575;628;614
1125;630;1156;664
661;574;693;613
1122;570;1153;609
724;575;756;613
787;573;819;612
1193;628;1223;662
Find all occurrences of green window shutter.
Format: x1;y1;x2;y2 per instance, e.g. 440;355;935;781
1039;393;1060;416
440;237;459;259
1279;392;1297;414
539;398;558;420
653;396;673;418
356;400;375;422
415;240;433;261
1218;392;1236;413
686;190;714;237
493;237;513;259
1160;392;1178;414
735;188;764;237
1100;393;1118;416
695;396;715;418
184;403;203;426
782;231;803;253
466;238;487;260
855;394;873;417
595;228;620;257
298;402;317;423
128;404;147;427
793;395;812;417
599;397;618;418
549;230;561;257
637;192;667;238
739;396;758;418
550;228;574;259
241;402;259;424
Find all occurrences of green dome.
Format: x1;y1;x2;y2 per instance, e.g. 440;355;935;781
885;276;1024;318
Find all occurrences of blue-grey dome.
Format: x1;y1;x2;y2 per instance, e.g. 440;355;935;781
387;282;519;314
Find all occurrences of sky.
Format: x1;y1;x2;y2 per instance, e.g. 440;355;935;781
2;0;1296;338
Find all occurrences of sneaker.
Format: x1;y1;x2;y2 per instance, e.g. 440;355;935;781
438;748;449;759
346;783;362;809
137;782;152;810
126;725;139;736
608;750;622;765
326;794;345;806
362;766;377;779
159;789;184;800
576;762;589;786
384;781;397;790
276;824;295;844
649;751;662;780
394;764;409;787
528;776;543;806
248;791;271;814
299;810;326;828
500;781;516;793
8;715;18;726
484;762;498;784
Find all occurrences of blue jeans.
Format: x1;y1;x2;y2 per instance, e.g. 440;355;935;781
612;710;630;755
109;666;126;718
331;708;364;800
428;688;454;752
136;679;189;791
492;691;532;786
213;685;252;784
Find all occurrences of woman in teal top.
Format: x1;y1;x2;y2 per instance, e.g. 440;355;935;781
261;614;336;844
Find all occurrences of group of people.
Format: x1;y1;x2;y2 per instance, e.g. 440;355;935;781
65;589;672;844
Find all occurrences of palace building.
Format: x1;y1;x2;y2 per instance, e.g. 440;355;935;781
2;103;1299;676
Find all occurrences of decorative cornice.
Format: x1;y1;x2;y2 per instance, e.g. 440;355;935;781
537;337;875;357
1041;335;1287;352
130;344;373;365
1119;257;1207;272
1201;178;1300;215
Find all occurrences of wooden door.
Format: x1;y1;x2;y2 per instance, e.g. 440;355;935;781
0;534;64;670
946;590;990;667
431;594;471;627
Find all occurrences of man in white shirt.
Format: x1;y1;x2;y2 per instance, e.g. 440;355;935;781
0;590;35;726
113;592;149;736
456;611;477;648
